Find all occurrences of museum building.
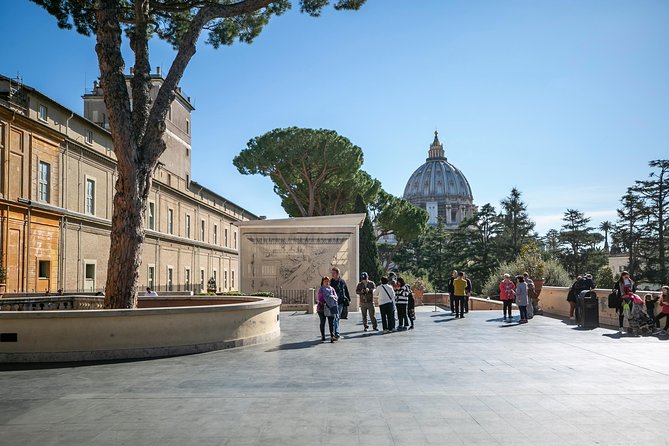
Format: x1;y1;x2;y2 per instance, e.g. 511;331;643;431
0;72;258;294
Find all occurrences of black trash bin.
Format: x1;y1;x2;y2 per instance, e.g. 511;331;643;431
576;290;598;328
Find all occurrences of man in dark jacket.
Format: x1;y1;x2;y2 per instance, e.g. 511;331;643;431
447;270;457;315
330;267;351;338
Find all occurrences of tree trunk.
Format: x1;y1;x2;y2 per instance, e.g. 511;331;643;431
104;167;150;309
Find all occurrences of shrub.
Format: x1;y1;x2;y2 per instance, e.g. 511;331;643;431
481;258;571;298
542;259;571;287
594;265;615;290
398;271;433;293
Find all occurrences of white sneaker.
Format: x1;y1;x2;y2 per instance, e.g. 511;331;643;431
618;327;623;334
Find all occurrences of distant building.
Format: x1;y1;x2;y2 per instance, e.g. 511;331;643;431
403;131;476;227
0;72;257;294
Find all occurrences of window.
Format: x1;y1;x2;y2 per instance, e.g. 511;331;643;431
225;228;228;247
85;130;93;145
38;104;47;122
213;225;218;245
450;208;457;223
200;219;205;241
167;106;172;121
38;161;50;202
148;266;155;289
185;268;191;290
213;270;217;291
224;271;228;289
185;148;190;157
231;270;235;289
167;209;174;234
185;215;191;238
233;231;237;249
38;260;50;278
200;269;205;290
148;202;155;230
85;178;95;215
167;267;173;291
186;119;190;135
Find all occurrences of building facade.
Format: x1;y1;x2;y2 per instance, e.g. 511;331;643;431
0;72;257;294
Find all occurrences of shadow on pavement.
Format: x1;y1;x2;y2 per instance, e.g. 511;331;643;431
265;339;322;352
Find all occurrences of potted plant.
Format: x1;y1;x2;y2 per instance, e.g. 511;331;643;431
411;279;426;304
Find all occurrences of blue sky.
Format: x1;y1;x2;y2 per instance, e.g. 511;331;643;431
3;1;668;235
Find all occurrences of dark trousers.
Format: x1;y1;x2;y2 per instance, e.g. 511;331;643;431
519;305;528;320
380;302;395;331
655;313;669;330
397;303;409;327
463;296;469;313
503;300;513;318
647;304;658;327
454;296;465;317
449;294;455;313
318;312;334;339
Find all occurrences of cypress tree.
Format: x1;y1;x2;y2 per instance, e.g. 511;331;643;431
355;195;384;283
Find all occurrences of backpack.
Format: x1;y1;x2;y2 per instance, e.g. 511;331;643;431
608;290;620;309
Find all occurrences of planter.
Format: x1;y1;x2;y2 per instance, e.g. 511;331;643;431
411;289;425;305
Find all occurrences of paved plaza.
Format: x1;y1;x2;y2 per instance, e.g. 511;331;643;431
1;307;668;445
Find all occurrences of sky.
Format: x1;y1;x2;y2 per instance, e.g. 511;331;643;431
3;0;668;235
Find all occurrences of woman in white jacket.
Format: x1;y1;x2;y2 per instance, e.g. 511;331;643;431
374;276;396;333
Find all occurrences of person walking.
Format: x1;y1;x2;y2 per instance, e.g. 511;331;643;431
375;276;396;333
523;272;535;314
356;272;378;332
317;276;338;342
515;275;529;323
330;267;350;338
499;274;516;322
395;277;411;330
653;286;669;335
452;272;468;318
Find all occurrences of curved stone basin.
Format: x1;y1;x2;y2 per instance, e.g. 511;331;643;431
0;296;281;363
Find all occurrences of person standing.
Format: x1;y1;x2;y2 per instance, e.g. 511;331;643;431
452;272;468;318
615;271;635;333
463;272;472;314
145;287;159;297
447;270;457;315
516;275;529;323
330;267;350;338
375;276;396;333
523;272;535;313
317;276;338;342
653;286;669;335
408;286;416;330
356;272;378;332
499;274;516;322
395;277;411;330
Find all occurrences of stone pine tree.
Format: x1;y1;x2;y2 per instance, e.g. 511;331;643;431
354;195;383;283
31;0;366;308
234;127;378;217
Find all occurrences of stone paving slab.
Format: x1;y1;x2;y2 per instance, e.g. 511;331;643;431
1;307;668;445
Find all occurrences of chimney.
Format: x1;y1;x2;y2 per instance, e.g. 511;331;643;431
156;66;161;76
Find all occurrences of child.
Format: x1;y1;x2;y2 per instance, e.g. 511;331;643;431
653;286;669;336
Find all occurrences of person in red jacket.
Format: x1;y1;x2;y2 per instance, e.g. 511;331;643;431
499;274;516;322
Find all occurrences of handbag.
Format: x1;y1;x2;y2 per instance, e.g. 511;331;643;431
608;290;620;309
